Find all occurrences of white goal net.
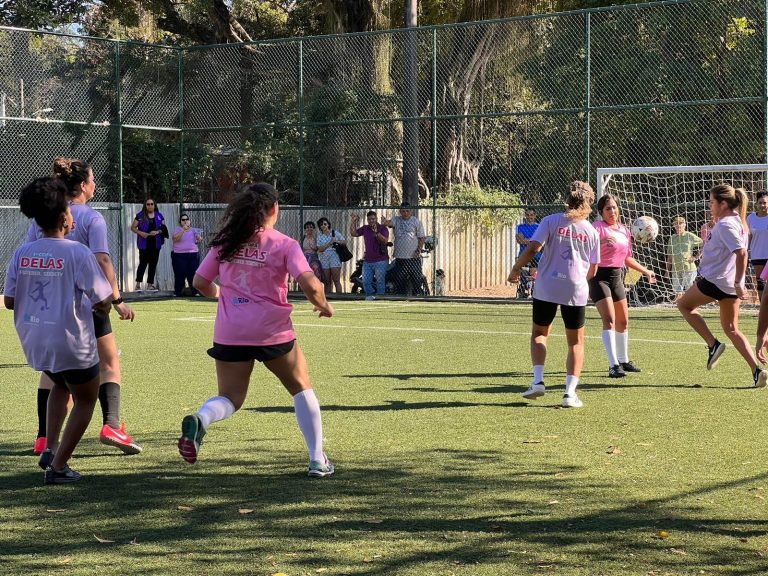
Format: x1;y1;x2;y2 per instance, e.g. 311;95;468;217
597;164;768;306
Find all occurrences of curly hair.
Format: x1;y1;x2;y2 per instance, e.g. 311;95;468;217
19;177;70;230
52;157;91;198
210;183;279;262
564;180;595;221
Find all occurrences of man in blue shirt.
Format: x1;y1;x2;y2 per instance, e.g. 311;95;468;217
516;209;540;266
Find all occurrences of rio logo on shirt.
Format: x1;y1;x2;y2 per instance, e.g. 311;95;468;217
557;227;590;243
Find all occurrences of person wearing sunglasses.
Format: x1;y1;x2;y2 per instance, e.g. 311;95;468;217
171;213;203;297
130;198;167;292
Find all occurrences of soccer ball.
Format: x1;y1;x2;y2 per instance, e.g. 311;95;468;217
631;216;659;244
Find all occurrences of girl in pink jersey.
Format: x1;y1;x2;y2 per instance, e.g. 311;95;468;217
589;194;656;378
678;184;767;388
178;183;337;477
508;181;601;408
5;178;113;484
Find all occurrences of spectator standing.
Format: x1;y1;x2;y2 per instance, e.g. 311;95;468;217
516;208;541;266
301;221;323;281
316;217;347;294
350;211;390;300
382;202;426;295
666;216;703;300
747;191;768;300
131;198;166;292
171;213;202;297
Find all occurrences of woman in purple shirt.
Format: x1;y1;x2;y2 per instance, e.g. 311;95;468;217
509;181;601;408
130;198;166;292
171;213;202;297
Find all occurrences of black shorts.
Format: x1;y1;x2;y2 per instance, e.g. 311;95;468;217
697;277;737;301
532;298;586;330
751;258;768;267
44;364;100;387
207;340;295;363
92;308;112;339
588;267;626;303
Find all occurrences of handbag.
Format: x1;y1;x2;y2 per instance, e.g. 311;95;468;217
332;230;353;262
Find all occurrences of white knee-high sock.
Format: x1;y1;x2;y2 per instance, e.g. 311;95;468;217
616;331;629;363
198;396;236;430
532;365;545;385
601;329;618;366
293;389;325;462
565;375;580;397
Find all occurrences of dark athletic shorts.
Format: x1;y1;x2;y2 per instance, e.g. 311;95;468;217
44;364;100;387
532;298;586;330
697;277;737;301
751;258;767;267
588;267;626;303
92;308;112;339
207;340;295;363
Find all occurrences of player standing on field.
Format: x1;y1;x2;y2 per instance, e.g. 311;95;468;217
26;158;141;456
508;181;601;408
178;183;336;477
678;184;767;388
589;194;656;379
5;178;113;484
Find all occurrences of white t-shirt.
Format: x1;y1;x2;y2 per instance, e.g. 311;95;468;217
4;237;112;372
747;212;768;260
392;216;425;259
698;215;747;294
530;213;601;306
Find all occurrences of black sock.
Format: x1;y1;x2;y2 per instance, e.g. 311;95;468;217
37;388;50;438
98;382;121;428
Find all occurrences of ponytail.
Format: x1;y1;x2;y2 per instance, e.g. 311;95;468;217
564;180;595;221
210;183;278;262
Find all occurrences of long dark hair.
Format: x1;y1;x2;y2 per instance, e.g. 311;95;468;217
52;157;91;198
20;177;69;230
210;183;278;262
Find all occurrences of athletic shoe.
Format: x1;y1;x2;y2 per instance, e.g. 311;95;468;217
33;436;47;454
308;455;335;478
608;365;626;378
562;394;583;408
44;465;81;485
522;382;546;399
178;414;206;464
754;368;768;389
134;282;143;292
38;448;54;470
99;423;143;455
620;361;641;373
707;340;726;370
146;284;159;292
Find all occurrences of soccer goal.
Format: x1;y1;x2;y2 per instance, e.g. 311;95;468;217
596;164;768;306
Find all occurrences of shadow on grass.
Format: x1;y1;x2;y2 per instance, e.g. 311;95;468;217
2;441;768;575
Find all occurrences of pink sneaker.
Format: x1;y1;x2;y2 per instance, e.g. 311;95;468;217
33;436;47;454
99;422;143;455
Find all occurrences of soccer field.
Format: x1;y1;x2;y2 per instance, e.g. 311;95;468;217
2;298;768;575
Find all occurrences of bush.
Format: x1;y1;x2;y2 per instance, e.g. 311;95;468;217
437;184;523;233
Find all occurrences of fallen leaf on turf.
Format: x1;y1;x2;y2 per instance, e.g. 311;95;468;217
363;518;383;524
543;434;559;439
607;446;621;455
46;509;66;513
271;573;288;576
177;505;193;511
755;494;765;500
740;538;749;543
547;500;560;505
669;548;687;555
316;569;329;573
522;439;542;444
239;508;254;514
656;530;670;539
637;442;652;447
130;537;139;545
363;558;373;563
57;557;72;564
94;535;115;544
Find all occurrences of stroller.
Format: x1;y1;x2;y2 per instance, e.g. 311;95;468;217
516;266;536;299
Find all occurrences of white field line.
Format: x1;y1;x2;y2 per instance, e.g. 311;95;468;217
176;314;706;347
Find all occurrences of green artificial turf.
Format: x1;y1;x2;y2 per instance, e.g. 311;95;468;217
1;299;767;575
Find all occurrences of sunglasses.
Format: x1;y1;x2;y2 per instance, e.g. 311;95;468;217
146;202;155;206
181;218;190;221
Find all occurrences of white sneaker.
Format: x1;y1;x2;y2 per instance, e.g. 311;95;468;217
522;382;545;399
562;394;583;408
365;296;375;301
754;368;768;389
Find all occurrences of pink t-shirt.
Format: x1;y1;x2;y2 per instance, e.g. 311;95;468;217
172;227;200;253
4;237;112;372
593;220;632;268
196;227;313;346
530;213;601;306
699;215;747;294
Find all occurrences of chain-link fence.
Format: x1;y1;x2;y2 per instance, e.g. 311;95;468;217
1;0;766;297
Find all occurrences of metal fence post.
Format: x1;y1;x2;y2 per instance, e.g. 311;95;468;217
298;38;305;222
179;47;185;206
115;40;124;292
585;12;591;185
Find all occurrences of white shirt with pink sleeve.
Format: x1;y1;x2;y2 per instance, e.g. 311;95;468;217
196;227;313;346
699;215;747;295
4;237;112;372
530;213;601;306
593;220;632;268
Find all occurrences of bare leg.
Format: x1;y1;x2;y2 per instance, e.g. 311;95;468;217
531;323;551;366
214;360;254;410
45;381;69;454
330;267;343;293
719;297;758;373
264;344;313;396
595;298;616;330
50;375;100;471
677;283;717;347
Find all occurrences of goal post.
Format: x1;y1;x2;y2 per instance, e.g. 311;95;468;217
596;164;768;305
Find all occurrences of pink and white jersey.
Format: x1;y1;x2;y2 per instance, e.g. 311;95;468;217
26;203;110;255
593;220;632;268
4;237;112;372
530;213;601;306
196;227;313;346
699;215;747;294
